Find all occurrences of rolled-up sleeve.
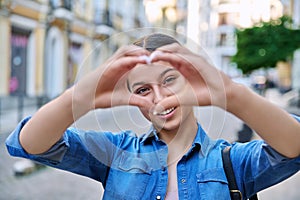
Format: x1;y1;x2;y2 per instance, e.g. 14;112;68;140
5;116;111;183
292;114;300;122
6;116;69;165
231;114;300;199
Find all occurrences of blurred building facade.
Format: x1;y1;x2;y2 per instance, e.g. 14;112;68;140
186;0;284;75
0;0;188;101
187;0;300;92
0;0;147;99
283;0;300;91
0;0;48;97
0;0;110;99
0;0;299;102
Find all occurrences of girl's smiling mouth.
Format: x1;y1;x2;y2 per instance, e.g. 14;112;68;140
153;107;176;117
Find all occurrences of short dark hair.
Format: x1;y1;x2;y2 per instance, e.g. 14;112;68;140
133;33;180;52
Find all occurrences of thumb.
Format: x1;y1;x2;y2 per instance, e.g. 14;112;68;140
153;96;180;115
128;95;153;110
153;90;199;114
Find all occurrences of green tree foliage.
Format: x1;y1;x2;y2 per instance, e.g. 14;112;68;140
232;16;300;74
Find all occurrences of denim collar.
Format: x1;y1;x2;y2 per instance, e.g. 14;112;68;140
192;123;217;157
140;123;216;157
140;126;160;143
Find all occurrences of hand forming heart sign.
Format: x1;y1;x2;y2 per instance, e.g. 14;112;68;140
138;51;163;64
9;32;300;200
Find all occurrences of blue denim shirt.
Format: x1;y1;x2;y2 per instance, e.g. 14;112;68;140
6;116;300;200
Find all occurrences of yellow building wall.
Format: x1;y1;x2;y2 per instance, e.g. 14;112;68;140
34;26;46;95
0;15;11;96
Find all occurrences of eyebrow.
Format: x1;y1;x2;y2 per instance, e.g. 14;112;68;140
159;68;176;79
129;68;176;92
130;81;146;92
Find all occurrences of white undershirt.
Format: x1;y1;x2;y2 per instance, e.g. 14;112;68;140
165;190;179;200
165;159;179;200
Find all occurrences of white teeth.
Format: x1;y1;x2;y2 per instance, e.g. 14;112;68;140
153;107;175;116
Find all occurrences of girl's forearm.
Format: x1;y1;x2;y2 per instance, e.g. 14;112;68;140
19;88;87;154
227;84;300;158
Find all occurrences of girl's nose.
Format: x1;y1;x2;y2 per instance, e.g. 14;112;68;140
153;85;164;104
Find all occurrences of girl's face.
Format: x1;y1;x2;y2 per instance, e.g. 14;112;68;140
127;61;194;132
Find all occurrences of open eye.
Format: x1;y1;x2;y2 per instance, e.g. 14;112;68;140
163;76;176;85
134;87;150;96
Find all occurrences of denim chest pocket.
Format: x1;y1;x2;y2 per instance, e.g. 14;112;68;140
104;152;152;200
196;168;231;200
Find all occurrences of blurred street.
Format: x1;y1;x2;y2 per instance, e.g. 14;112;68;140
0;88;300;200
1;0;299;199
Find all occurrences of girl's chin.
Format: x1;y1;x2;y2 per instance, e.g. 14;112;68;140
153;120;181;132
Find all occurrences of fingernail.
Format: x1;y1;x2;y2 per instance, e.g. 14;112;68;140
138;55;148;60
150;51;163;60
138;55;151;64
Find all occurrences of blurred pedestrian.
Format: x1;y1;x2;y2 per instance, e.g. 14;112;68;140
6;33;300;200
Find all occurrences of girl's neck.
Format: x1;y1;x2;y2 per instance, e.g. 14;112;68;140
158;114;198;159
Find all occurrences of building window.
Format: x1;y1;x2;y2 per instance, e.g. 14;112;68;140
10;28;31;96
218;13;237;26
94;0;112;26
50;0;72;10
67;42;82;87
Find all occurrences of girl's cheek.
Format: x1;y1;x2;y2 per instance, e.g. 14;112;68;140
166;77;187;94
139;107;151;120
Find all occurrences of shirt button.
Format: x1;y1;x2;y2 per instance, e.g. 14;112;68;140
156;195;161;200
181;178;186;183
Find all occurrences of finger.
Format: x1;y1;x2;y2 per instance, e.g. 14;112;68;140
102;56;147;80
153;90;199;115
115;45;150;57
128;95;153;110
151;52;201;82
155;42;182;53
110;89;153;109
151;51;188;69
153;95;180;115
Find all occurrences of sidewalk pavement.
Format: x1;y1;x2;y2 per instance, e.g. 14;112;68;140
0;89;299;200
0;103;103;200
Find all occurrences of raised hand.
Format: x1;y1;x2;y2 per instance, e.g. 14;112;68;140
150;43;234;111
151;43;300;159
19;45;151;154
72;45;152;115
